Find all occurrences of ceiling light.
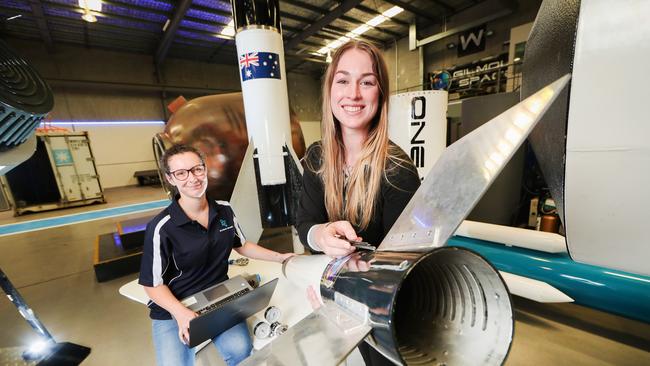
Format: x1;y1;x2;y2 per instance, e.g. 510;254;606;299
317;6;403;54
220;19;235;38
221;27;235;37
350;24;371;36
367;15;386;27
82;9;97;23
78;0;101;12
6;15;22;21
382;6;404;18
79;0;100;22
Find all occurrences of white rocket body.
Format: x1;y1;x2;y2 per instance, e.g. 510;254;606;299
235;28;292;186
388;90;448;181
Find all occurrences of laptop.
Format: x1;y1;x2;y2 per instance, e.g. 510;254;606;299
184;275;279;347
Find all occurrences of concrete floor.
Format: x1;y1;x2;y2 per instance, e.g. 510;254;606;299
1;185;649;365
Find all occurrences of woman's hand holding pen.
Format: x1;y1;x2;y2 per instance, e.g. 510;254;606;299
314;220;361;257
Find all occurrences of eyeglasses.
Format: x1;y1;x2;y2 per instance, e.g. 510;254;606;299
168;164;206;181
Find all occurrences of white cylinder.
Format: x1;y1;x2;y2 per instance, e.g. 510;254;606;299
282;255;332;303
455;220;567;253
388;90;448;180
235;28;292;185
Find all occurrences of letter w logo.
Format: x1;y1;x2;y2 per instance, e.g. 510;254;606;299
460;29;484;50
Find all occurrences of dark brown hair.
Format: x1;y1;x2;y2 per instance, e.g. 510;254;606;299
160;144;205;174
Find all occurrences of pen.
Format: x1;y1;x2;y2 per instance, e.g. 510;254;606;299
335;234;376;251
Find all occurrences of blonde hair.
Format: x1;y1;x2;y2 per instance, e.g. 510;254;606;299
317;40;391;230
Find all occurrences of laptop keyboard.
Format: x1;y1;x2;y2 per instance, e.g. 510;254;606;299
196;288;251;315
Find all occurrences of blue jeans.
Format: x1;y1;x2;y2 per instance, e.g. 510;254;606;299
152;319;252;366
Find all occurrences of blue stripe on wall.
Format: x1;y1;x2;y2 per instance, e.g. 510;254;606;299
0;199;170;237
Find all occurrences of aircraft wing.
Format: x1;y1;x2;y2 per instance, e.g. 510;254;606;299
240;305;371;366
378;74;571;252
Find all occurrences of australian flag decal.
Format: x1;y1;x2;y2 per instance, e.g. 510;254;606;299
239;51;281;81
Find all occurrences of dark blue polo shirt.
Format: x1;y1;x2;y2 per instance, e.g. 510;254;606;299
139;196;245;320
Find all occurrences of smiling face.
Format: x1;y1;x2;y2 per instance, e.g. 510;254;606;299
166;152;208;199
330;48;380;135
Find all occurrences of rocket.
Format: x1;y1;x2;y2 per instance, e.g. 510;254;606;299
387;0;650;324
228;0;304;243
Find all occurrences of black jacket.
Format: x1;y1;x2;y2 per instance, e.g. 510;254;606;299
296;141;420;250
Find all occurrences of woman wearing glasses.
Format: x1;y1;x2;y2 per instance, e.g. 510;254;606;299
139;144;294;366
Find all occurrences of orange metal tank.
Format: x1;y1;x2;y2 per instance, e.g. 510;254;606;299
154;93;306;200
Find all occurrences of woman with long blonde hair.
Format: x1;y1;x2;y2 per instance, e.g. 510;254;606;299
296;40;420;365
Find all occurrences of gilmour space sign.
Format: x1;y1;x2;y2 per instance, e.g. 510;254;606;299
448;53;508;95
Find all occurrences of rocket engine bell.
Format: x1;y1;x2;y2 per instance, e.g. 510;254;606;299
283;247;513;365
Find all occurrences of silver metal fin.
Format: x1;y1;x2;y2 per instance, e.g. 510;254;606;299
240;306;371;366
378;74;571;252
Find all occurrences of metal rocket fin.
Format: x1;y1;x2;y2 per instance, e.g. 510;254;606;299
240;306;371;366
378;74;571;252
230;142;263;243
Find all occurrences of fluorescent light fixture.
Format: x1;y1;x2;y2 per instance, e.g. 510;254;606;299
221;27;235;37
382;6;404;18
82;10;97;23
220;20;235;38
79;0;100;23
42;121;165;126
367;15;387;27
349;24;371;36
318;6;403;55
79;0;101;12
6;15;22;21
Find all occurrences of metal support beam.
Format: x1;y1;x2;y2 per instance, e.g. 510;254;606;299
338;15;401;38
498;0;519;11
155;0;192;66
409;8;512;50
382;0;445;23
46;77;239;95
27;0;54;51
318;28;385;49
322;25;384;44
285;0;362;51
287;0;403;36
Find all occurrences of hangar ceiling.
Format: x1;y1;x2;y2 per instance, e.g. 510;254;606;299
1;0;490;73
